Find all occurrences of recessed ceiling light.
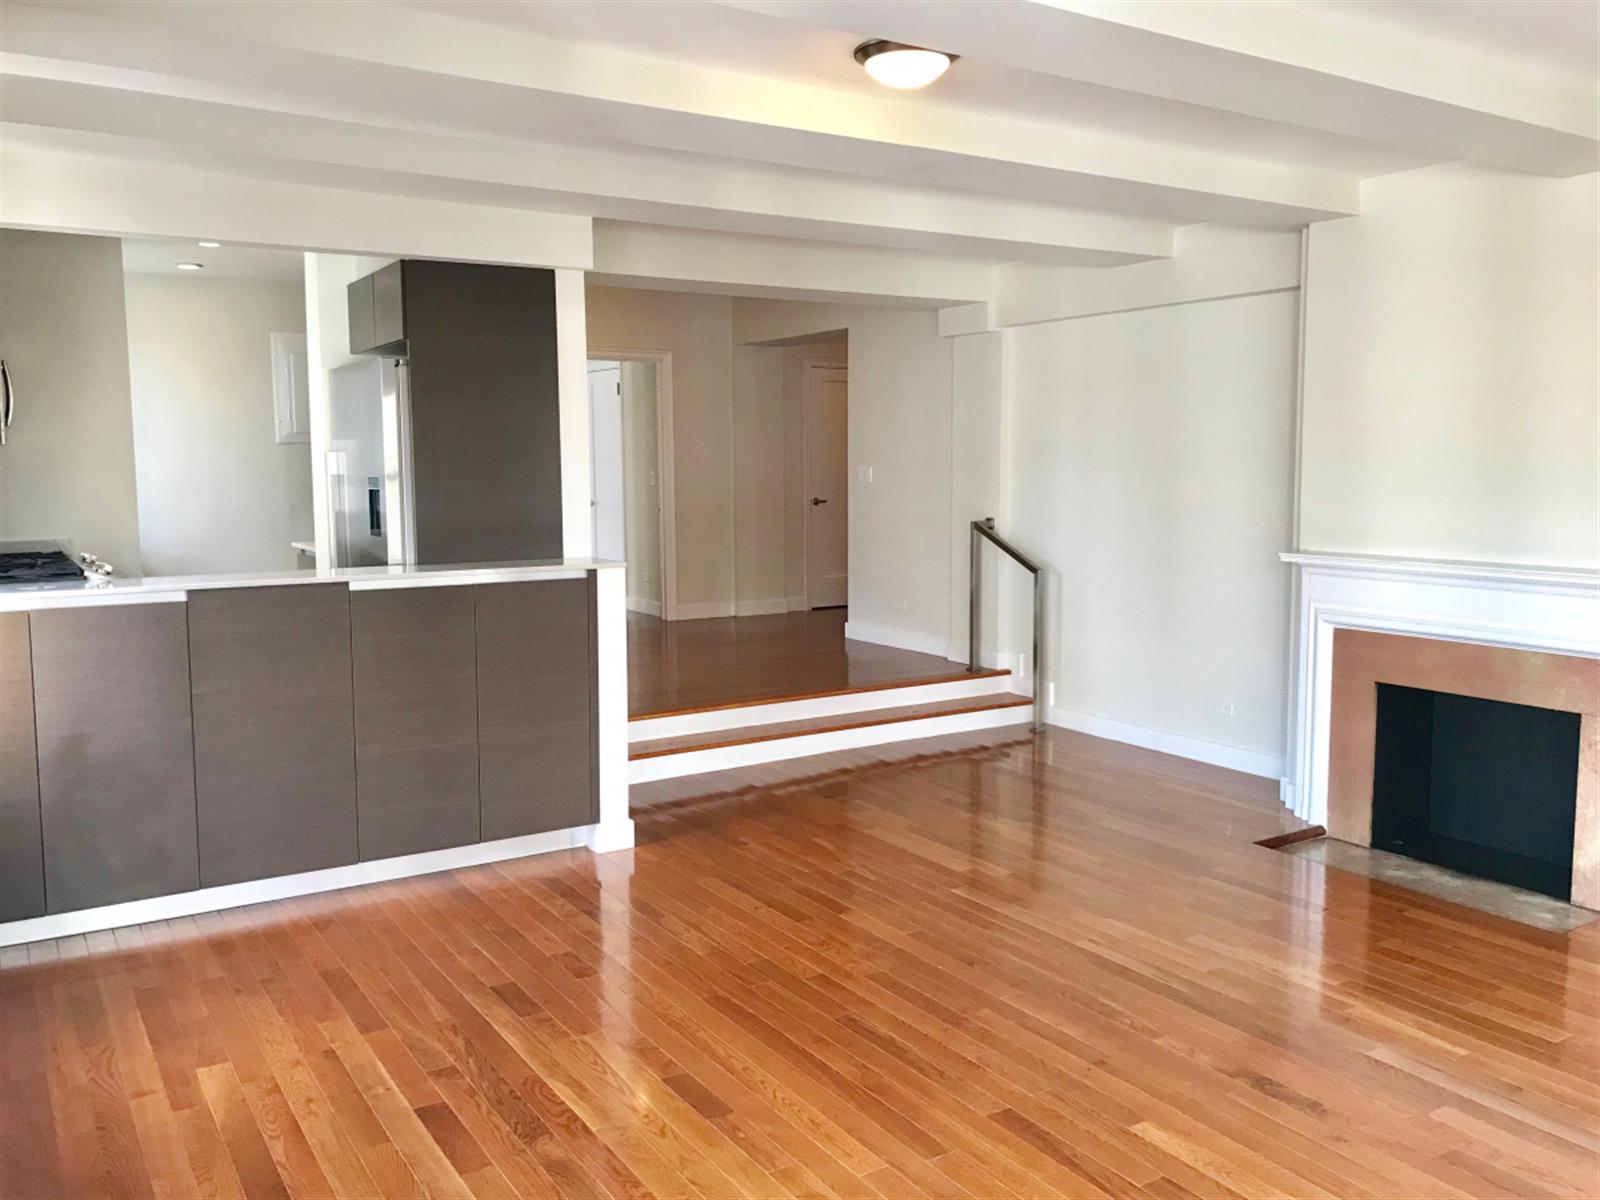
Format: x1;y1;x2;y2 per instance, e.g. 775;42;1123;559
854;39;956;89
197;241;222;248
175;262;205;271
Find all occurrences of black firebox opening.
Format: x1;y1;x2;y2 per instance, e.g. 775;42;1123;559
1371;684;1580;901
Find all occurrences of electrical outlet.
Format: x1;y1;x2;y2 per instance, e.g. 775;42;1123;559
1211;700;1235;717
857;465;874;483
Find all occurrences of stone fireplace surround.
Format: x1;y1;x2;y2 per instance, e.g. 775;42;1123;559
1282;552;1600;910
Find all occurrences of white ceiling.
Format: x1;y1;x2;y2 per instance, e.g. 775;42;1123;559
121;238;305;282
427;0;1431;175
4;0;1596;281
1308;0;1600;81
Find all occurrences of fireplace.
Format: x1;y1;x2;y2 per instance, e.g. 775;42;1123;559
1372;685;1580;900
1283;551;1600;910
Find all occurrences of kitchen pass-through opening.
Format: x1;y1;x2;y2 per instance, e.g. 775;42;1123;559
1372;684;1580;901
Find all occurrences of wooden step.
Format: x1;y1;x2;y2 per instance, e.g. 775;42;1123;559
632;665;1011;722
629;669;1016;743
631;692;1033;763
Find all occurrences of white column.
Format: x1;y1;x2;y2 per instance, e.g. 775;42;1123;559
556;268;594;560
587;563;635;853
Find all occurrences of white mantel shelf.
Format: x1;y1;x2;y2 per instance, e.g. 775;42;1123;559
1280;549;1599;825
1282;551;1600;597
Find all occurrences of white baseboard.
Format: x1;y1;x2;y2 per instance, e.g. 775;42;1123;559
0;824;596;948
843;619;950;659
626;596;663;617
630;702;1032;782
1047;706;1284;780
673;600;736;621
734;598;790;617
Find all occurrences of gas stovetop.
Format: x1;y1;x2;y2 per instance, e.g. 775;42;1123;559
0;549;86;583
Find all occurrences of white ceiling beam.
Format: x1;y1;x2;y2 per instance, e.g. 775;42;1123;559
0;145;594;268
591;222;994;308
995;227;1302;329
4;1;1360;226
724;0;1597;177
0;71;1173;266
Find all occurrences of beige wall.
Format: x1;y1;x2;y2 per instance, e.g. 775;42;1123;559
1301;164;1599;567
729;334;850;614
734;300;952;653
782;339;848;607
587;284;735;615
732;343;787;612
0;229;144;573
1006;290;1300;766
125;274;312;576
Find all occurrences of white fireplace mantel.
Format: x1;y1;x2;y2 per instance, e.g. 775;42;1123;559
1280;551;1600;825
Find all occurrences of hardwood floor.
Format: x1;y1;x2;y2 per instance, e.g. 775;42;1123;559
5;726;1598;1199
628;609;1005;718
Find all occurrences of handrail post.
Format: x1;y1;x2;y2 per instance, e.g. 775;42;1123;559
1032;566;1046;733
968;519;983;673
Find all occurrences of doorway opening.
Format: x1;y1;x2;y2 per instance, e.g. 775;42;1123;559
587;353;674;619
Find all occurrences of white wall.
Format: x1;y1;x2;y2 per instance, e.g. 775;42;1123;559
124;274;312;575
587;284;735;617
620;360;663;611
1005;290;1299;771
949;331;1006;662
0;229;144;573
1300;164;1599;567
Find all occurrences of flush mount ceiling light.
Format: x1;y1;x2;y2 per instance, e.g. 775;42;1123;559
175;262;204;271
853;39;956;89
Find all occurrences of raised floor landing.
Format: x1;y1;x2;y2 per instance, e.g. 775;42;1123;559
627;609;1001;718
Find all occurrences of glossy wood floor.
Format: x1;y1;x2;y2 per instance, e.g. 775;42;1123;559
628;609;1004;718
5;727;1599;1199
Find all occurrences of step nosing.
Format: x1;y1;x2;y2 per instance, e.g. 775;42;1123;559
629;695;1033;760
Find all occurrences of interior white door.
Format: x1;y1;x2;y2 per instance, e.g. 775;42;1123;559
805;365;849;608
588;364;625;562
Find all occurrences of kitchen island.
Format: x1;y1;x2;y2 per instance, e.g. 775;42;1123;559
0;559;631;945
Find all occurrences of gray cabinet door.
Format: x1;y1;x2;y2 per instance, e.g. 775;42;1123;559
31;604;199;913
475;578;596;841
346;272;376;354
0;613;45;921
404;261;563;564
351;586;479;860
190;585;358;887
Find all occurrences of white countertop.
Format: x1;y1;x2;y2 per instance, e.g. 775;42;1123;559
0;557;624;612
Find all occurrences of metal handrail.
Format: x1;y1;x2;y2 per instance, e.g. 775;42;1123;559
968;517;1045;733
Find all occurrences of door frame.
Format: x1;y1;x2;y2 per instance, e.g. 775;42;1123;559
802;361;848;611
588;347;677;622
